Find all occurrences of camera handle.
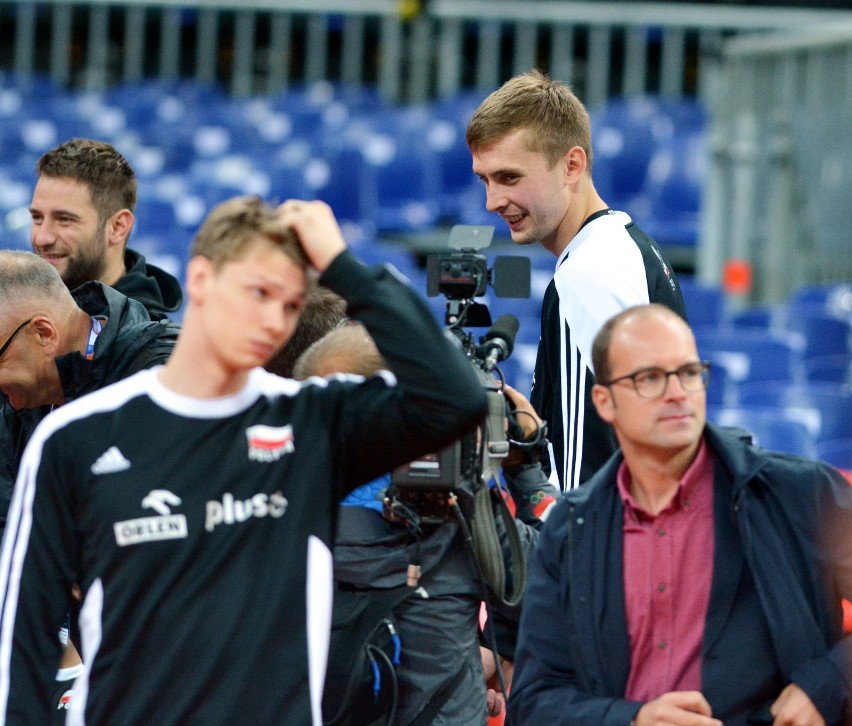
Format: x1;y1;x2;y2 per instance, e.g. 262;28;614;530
466;381;528;609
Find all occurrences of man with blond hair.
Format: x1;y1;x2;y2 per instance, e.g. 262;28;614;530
467;71;686;491
0;197;487;725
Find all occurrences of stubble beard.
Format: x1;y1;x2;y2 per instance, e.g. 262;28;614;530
61;227;110;292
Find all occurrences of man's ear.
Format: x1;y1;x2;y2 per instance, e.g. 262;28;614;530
30;317;61;356
591;382;616;422
563;146;588;182
105;209;134;250
185;256;214;303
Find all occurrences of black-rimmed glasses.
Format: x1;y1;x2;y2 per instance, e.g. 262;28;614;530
0;318;34;361
600;361;711;399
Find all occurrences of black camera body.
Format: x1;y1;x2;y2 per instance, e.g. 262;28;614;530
388;226;530;523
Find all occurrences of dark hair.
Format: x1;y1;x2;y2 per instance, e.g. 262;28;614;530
265;285;348;378
37;138;137;225
592;304;692;383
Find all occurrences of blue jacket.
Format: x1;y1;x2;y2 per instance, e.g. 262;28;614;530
508;423;852;725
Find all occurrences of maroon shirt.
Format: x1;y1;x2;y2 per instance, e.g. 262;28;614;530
617;439;715;702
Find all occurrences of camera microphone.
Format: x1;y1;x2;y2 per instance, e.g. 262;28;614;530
480;314;520;371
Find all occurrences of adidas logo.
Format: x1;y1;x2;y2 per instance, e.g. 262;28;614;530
91;446;131;475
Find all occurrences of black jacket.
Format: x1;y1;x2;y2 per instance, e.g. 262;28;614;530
508;423;852;725
114;248;183;320
0;282;180;527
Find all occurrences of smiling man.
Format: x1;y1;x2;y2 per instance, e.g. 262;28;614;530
31;138;183;319
507;304;852;726
467;71;686;492
0;196;487;726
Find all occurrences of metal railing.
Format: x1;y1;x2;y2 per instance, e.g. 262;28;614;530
2;1;851;107
698;21;852;300
2;1;851;297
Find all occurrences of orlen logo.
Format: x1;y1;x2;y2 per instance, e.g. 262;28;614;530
205;491;288;532
57;688;73;710
246;424;294;462
114;490;188;547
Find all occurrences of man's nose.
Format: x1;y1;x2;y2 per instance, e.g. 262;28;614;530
31;221;55;248
484;186;504;213
662;371;688;399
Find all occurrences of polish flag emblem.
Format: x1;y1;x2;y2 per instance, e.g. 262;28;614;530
246;424;295;462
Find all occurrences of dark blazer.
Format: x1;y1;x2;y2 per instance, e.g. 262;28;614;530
507;424;852;725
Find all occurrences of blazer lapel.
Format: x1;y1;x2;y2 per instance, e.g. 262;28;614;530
589;483;632;695
702;459;746;654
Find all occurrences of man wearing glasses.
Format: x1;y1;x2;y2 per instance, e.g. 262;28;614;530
0;250;180;721
507;304;852;726
0;250;178;497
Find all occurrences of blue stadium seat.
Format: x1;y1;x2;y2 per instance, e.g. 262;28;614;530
590;97;663;213
705;362;731;408
694;328;803;387
729;303;851;360
635;129;708;247
729;304;777;329
782;306;851;360
710;406;817;458
677;277;726;330
367;136;441;233
789;282;852;323
804;353;852;384
736;381;852;443
815;438;852;471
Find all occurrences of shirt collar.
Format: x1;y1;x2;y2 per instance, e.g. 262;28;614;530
617;437;711;521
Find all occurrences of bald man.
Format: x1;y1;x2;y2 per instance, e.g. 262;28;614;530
0;250;179;524
0;250;179;719
508;304;852;726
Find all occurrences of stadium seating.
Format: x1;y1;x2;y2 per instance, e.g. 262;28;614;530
816;438;852;471
804;353;852;384
678;276;727;330
736;381;852;444
710;407;818;459
635;129;707;248
693;328;804;387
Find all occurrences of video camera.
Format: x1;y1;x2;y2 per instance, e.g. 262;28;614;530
387;225;532;524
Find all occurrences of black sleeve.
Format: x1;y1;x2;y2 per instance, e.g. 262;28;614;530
0;430;77;724
319;251;488;489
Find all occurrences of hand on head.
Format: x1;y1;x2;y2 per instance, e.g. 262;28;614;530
277;200;347;273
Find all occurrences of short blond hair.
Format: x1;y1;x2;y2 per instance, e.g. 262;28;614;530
191;196;309;272
466;69;593;170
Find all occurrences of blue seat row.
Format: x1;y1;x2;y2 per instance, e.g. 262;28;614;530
0;76;705;248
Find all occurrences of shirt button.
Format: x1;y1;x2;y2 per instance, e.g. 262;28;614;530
658;641;667;649
657;583;667;592
657;528;666;536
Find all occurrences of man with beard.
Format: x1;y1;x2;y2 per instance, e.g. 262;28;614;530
30;138;183;320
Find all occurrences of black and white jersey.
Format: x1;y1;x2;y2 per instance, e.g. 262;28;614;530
531;211;686;491
0;252;487;726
